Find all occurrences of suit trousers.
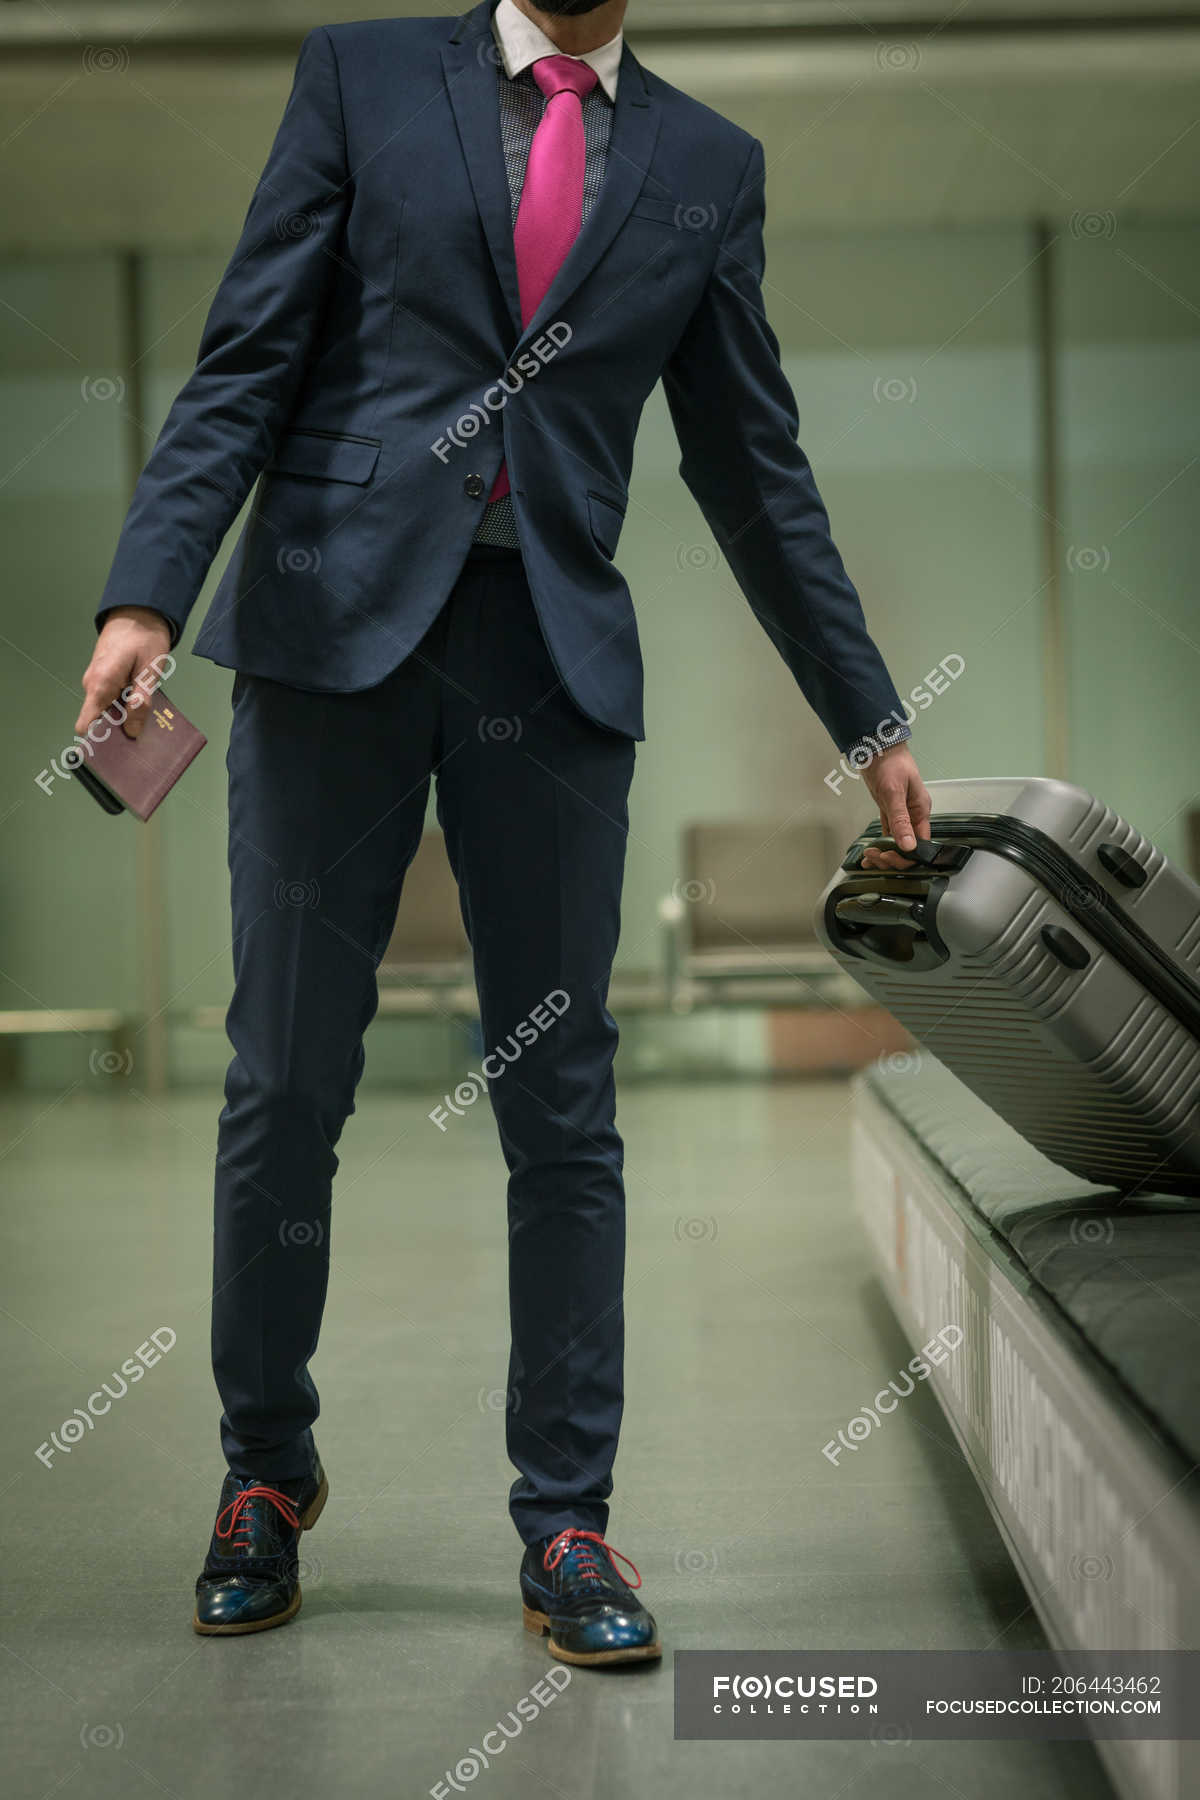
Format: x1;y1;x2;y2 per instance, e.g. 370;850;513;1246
212;543;636;1544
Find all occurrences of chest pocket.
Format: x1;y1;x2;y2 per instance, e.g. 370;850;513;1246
630;195;718;237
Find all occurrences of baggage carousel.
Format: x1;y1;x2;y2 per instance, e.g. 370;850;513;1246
852;1053;1200;1800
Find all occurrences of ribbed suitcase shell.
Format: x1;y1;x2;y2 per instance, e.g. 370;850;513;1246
815;777;1200;1196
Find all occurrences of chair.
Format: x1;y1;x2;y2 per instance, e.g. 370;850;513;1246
659;819;847;1010
376;829;473;1011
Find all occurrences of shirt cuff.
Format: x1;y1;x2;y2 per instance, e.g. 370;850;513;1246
841;719;912;768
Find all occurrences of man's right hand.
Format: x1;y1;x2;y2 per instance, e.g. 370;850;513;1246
76;607;173;741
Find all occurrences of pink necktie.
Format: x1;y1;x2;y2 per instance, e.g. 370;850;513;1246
489;56;600;504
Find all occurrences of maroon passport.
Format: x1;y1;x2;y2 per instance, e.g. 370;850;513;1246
74;695;207;821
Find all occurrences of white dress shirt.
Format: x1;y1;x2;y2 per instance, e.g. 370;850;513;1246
492;0;623;102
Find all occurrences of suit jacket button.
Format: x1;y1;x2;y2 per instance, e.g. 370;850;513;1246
464;474;486;499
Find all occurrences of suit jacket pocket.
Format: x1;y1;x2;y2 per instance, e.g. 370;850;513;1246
587;491;626;559
268;428;382;485
631;196;686;227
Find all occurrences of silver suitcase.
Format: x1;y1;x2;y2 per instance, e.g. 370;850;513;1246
815;777;1200;1196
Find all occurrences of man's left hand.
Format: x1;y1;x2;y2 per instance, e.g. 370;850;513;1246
858;744;933;871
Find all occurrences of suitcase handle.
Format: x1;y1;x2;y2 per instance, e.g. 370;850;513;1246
834;894;925;930
869;835;940;865
829;889;948;969
855;834;973;871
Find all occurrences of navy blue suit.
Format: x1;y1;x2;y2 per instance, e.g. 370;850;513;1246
98;0;904;748
96;0;907;1542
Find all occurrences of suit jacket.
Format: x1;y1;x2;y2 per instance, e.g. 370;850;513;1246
96;0;905;749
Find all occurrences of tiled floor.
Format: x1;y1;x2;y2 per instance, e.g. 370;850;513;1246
1;1078;1113;1799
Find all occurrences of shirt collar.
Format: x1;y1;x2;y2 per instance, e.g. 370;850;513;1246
491;0;622;103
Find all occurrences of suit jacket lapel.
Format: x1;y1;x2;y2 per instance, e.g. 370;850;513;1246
442;1;524;339
443;4;662;353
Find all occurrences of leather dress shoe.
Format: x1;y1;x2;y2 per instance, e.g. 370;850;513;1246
192;1453;328;1635
520;1527;661;1666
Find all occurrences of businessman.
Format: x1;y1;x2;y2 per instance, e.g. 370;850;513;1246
77;0;930;1665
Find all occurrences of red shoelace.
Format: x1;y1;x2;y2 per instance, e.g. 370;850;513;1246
543;1527;642;1589
216;1483;302;1551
